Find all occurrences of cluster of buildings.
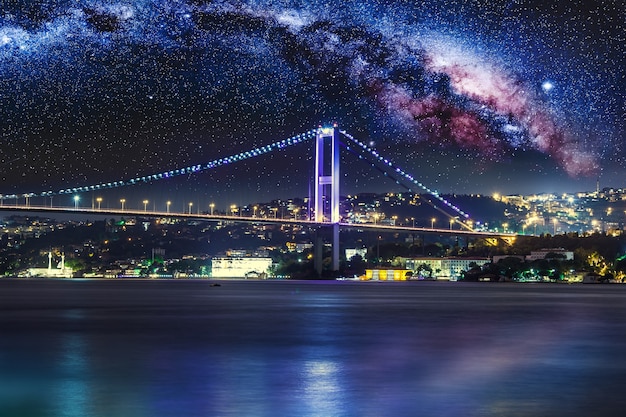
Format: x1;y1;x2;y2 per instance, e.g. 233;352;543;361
495;186;626;235
3;185;624;280
252;187;626;236
361;249;575;282
361;257;491;282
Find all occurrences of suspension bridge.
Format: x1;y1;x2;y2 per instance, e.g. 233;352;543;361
0;126;518;274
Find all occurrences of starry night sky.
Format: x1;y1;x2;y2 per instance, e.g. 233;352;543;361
0;1;623;209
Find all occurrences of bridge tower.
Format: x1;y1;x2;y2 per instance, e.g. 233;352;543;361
314;125;340;275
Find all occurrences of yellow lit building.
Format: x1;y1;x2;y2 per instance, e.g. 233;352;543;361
361;269;412;281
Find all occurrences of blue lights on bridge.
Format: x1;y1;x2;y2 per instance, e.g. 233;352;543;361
2;127;470;220
339;130;470;219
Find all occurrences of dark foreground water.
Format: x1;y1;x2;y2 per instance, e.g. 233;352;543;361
1;279;625;417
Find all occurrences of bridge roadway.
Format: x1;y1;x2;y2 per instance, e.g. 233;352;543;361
0;204;519;239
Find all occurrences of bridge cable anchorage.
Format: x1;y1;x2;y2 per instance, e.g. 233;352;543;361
339;130;471;221
5;130;318;200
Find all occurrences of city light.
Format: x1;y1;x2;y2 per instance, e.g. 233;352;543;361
11;129;477;226
3;128;621;240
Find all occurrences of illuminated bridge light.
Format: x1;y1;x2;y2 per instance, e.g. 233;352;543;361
12;128;469;221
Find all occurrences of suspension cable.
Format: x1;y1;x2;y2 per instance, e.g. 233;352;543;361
340;130;470;219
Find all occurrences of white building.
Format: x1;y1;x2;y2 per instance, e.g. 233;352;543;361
406;257;490;281
26;252;73;278
211;257;273;279
526;248;574;261
345;248;367;260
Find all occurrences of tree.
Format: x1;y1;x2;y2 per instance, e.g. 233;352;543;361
344;254;366;277
496;256;525;279
415;263;433;279
612;255;626;282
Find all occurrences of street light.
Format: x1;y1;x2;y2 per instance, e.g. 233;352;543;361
188;202;193;214
73;195;80;209
253;205;257;218
120;199;126;211
143;200;149;212
210;203;215;215
231;204;237;216
449;218;454;230
431;217;436;229
166;201;171;213
96;197;102;210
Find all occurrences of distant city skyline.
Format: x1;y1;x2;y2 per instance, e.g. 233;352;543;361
0;1;623;204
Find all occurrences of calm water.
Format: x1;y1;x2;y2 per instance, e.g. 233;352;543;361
1;279;625;417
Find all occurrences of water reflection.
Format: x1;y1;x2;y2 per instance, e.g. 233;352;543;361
301;356;343;416
0;280;625;416
54;332;90;417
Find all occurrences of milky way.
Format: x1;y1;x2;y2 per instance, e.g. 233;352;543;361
0;1;623;202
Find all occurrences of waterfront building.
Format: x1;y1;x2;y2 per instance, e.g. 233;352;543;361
211;257;273;279
406;257;490;281
361;269;412;281
526;248;574;261
26;251;73;278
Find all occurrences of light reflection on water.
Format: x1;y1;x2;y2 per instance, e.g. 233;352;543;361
1;280;625;417
54;332;90;417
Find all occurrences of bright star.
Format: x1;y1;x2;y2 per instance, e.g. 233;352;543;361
541;81;554;92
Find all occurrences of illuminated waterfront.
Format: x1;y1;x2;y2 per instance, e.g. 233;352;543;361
1;279;625;416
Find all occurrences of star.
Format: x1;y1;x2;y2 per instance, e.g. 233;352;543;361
541;81;554;92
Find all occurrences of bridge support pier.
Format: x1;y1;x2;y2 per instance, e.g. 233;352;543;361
314;126;340;276
314;224;340;277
